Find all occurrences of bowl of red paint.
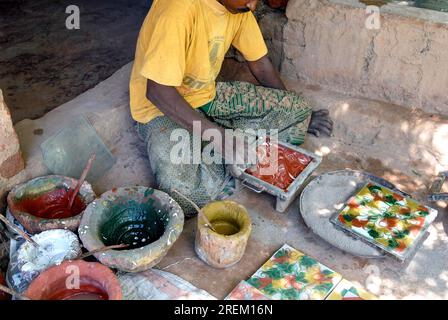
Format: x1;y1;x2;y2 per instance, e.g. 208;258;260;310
0;272;11;300
7;175;96;234
24;260;122;300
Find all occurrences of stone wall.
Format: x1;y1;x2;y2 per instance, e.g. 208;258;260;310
226;2;287;71
259;11;288;71
280;0;448;116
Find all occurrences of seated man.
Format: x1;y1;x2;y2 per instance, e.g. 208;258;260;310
130;0;333;217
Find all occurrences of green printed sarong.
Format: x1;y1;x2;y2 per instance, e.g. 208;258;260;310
137;81;312;217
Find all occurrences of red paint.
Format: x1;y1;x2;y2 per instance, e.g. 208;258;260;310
348;198;360;209
267;0;289;9
25;261;122;300
352;218;369;228
0;273;11;300
246;142;311;191
50;284;108;300
15;188;86;219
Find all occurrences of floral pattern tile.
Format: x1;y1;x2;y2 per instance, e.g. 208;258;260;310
246;244;342;300
326;279;377;300
332;182;438;260
225;281;270;300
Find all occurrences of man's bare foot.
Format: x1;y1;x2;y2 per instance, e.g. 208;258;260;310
307;109;334;137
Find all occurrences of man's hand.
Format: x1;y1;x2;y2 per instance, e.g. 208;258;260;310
214;129;254;166
307;109;334;137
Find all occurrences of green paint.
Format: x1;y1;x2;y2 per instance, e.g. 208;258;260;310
144;188;154;197
100;199;169;250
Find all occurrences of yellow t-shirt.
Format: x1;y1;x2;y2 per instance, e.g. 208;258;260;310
129;0;268;123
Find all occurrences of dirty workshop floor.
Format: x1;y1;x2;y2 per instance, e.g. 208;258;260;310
0;0;149;123
10;61;448;300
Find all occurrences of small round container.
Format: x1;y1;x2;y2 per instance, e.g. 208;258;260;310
7;175;96;234
24;260;122;300
195;201;252;268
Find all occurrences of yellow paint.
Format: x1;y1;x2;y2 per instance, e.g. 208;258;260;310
211;220;240;236
200;201;251;238
195;200;252;268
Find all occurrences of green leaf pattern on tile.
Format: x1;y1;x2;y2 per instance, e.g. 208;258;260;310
248;245;342;300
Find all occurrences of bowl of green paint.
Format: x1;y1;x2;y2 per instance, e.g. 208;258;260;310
78;186;184;272
7;175;96;234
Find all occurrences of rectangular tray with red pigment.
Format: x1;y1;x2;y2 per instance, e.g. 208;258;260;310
229;140;321;213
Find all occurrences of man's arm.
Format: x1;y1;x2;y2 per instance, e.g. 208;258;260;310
147;80;251;162
146;79;252;161
247;55;286;90
146;79;221;135
247;55;333;137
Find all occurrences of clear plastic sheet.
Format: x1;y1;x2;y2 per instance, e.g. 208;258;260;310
41;115;116;182
118;269;216;300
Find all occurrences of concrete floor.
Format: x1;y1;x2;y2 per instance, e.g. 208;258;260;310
159;170;448;300
9;62;448;300
0;0;148;123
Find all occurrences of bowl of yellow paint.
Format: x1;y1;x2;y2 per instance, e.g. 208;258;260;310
195;200;252;268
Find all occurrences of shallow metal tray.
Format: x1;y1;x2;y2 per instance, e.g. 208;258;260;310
329;180;437;262
428;171;448;202
229;141;322;213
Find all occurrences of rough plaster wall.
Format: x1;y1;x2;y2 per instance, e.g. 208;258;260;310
259;11;288;71
282;0;448;116
0;90;24;195
227;4;288;70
